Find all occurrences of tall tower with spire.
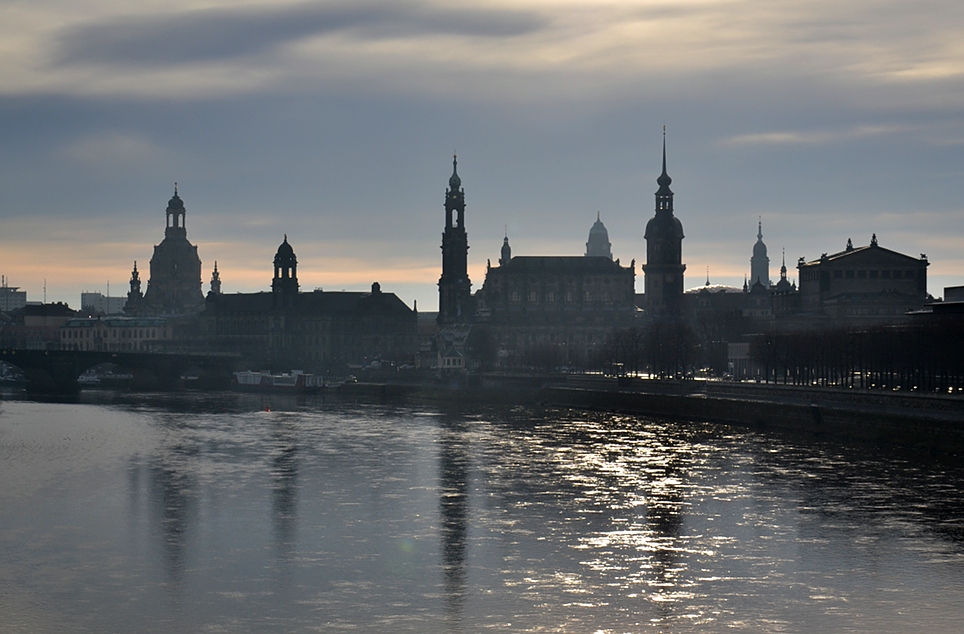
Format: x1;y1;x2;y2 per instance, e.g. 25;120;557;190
438;155;472;325
643;129;686;318
209;261;222;296
125;261;143;312
500;229;512;266
750;218;770;287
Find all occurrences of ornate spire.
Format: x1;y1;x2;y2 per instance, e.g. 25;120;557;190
210;261;221;295
656;126;672;191
449;153;461;190
757;217;763;241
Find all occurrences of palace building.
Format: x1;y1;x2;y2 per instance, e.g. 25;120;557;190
199;237;417;369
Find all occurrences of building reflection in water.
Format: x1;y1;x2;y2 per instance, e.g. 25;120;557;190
147;451;198;592
438;417;470;626
640;451;688;622
270;417;299;572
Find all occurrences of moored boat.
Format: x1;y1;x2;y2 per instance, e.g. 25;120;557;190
232;370;326;392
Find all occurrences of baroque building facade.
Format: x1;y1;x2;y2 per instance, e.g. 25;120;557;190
199;237;417;370
796;235;929;324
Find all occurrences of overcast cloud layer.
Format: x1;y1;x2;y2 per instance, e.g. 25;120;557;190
1;0;963;309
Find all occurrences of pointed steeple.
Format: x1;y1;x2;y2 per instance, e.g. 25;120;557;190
210;261;221;295
705;267;710;286
656;126;673;194
751;218;769;287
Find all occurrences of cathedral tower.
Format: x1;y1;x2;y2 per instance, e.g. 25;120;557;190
642;131;685;318
438;155;472;324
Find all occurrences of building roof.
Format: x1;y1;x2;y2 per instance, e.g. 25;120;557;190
205;288;414;317
496;256;631;274
799;239;927;268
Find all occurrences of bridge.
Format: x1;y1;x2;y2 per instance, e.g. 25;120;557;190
0;348;242;393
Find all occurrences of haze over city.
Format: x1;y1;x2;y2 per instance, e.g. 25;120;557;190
2;0;963;311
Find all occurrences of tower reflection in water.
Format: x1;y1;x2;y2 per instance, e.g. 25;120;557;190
270;417;299;574
438;416;470;625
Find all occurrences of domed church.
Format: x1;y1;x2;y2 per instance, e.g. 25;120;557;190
125;186;205;316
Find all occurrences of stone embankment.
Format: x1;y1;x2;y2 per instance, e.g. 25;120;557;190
540;375;964;454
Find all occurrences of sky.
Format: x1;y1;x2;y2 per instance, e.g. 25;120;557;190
1;0;963;311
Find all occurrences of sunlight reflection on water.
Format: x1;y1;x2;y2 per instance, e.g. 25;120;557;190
1;393;963;633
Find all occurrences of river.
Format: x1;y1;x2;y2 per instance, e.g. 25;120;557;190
1;391;962;633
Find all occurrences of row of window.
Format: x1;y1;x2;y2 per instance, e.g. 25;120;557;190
62;342;157;351
832;269;917;280
508;291;623;303
802;268;919;282
63;328;163;340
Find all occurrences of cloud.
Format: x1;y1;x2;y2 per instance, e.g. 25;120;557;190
54;1;547;68
58;131;170;167
720;124;911;146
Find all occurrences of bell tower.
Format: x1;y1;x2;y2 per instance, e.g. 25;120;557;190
272;235;299;308
438;155;472;324
642;129;686;318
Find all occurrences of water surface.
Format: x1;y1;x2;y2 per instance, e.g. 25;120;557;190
1;392;962;632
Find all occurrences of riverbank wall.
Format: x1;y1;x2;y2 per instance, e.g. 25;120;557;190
339;373;964;454
538;377;964;455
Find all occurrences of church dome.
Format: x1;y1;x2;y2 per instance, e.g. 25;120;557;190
167;188;185;211
644;214;684;241
589;216;608;236
274;235;297;266
753;239;767;258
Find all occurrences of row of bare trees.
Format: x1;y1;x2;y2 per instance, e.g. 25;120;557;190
748;316;964;392
597;322;701;378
